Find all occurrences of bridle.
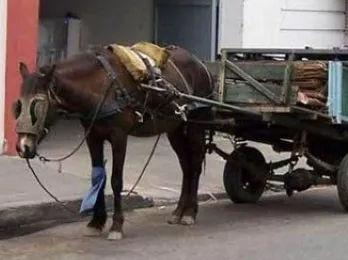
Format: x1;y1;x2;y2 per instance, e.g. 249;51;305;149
35;53;121;163
25;51;163;213
20;48;213;215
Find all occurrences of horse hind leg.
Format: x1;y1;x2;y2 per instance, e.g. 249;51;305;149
83;132;107;237
167;113;207;226
180;123;206;225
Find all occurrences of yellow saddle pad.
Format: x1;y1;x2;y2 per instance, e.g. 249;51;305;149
107;42;170;82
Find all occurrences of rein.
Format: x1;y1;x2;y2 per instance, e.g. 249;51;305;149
37;55;118;164
26;49;213;216
27;52;163;216
25;54;120;215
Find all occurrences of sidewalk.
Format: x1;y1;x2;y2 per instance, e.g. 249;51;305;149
0;119;303;229
0;119;231;229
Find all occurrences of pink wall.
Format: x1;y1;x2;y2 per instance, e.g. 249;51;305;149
5;0;39;155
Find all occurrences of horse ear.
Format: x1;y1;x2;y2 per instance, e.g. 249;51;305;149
19;62;29;79
40;64;56;81
106;45;114;52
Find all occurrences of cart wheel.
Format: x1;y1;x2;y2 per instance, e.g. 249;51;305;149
223;146;268;204
337;154;348;212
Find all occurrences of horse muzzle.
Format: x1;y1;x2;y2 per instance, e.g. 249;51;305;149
12;95;50;159
15;134;37;159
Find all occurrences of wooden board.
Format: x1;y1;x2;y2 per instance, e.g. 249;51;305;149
223;79;298;105
205;59;328;108
205;60;328;82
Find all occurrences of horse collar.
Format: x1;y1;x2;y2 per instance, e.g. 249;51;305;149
96;55;117;82
95;53;137;110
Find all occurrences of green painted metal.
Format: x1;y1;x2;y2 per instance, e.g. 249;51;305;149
341;64;348;121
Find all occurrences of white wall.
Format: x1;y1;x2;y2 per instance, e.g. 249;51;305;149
243;0;283;48
40;0;154;49
219;0;346;49
218;0;243;50
0;0;7;154
279;0;345;48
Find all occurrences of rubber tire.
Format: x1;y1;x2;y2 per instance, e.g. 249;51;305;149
223;146;268;204
337;153;348;212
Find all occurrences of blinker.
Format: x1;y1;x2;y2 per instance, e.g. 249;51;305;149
12;99;22;119
14;94;50;136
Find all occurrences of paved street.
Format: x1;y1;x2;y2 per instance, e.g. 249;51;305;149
0;187;347;260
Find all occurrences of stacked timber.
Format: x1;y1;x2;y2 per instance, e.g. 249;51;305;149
285;61;327;109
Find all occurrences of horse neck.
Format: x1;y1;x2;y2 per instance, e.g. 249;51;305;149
53;54;111;113
53;51;137;115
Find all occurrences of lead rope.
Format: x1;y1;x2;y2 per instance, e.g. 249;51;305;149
29;55;164;215
124;133;161;198
28;55;120;216
27;134;161;216
26;158;76;214
37;60;116;166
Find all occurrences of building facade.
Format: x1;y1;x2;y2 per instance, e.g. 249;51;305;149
1;0;348;155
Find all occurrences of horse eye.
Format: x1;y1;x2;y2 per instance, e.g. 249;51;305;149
12;99;22;119
30;100;38;125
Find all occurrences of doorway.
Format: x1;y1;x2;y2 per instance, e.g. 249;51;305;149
154;0;218;61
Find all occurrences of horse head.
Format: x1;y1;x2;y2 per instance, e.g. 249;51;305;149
12;62;58;159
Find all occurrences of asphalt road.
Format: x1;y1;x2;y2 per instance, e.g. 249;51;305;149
1;187;348;260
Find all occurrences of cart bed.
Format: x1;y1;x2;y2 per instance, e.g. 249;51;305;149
205;48;348;124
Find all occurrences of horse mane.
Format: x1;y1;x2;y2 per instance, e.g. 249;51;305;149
40;47;114;80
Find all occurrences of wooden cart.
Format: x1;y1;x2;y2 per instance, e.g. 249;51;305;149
143;47;348;211
202;48;348;209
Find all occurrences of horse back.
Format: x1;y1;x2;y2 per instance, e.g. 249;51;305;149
163;46;214;99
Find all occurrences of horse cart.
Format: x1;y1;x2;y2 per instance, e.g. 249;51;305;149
170;47;348;210
14;43;348;239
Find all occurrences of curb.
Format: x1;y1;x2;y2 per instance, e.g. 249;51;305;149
0;194;153;231
0;191;227;231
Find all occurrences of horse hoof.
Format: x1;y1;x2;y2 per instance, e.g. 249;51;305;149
180;216;195;226
83;226;102;237
107;231;123;241
167;215;181;225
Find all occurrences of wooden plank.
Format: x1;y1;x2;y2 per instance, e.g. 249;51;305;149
206;60;328;85
217;50;227;102
291;106;331;120
231;61;292;82
249;106;291;113
223;80;298;105
281;54;295;104
225;59;280;103
206;61;289;81
206;60;328;81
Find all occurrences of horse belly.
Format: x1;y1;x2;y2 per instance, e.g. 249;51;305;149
130;117;180;137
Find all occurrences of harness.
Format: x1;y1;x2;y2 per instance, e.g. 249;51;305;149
22;48;215;215
47;54;142;122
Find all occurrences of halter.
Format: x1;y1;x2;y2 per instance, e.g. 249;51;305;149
35;53;123;163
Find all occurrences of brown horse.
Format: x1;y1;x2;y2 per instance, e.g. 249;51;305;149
12;43;214;240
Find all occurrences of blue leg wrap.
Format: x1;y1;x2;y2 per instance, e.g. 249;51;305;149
79;166;106;214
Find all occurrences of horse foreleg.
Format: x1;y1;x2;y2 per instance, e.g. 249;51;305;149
107;131;128;240
167;126;192;225
83;132;107;237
